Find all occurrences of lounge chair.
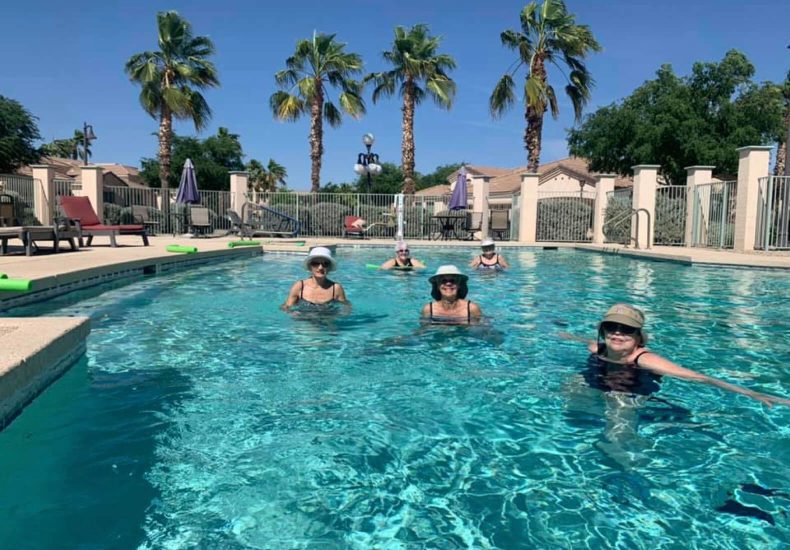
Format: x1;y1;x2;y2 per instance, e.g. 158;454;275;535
239;203;301;238
60;196;149;247
342;215;381;238
189;206;212;236
226;209;253;239
490;210;510;240
131;205;162;235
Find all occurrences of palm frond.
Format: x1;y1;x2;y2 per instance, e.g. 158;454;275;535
323;101;342;127
270;91;305;121
489;74;516;117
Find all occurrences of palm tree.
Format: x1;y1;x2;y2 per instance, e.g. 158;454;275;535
125;11;219;191
490;0;601;172
270;32;365;192
246;158;288;192
366;24;456;194
72;129;92;163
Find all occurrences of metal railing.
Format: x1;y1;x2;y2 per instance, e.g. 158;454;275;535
536;190;595;242
0;174;39;225
604;188;633;243
654;184;687;246
691;181;736;249
756;176;790;250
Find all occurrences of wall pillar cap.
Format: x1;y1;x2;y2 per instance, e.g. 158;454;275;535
520;172;540;179
228;171;250;175
595;174;618;178
684;165;716;171
735;145;773;153
631;164;661;170
30;164;54;169
80;165;102;170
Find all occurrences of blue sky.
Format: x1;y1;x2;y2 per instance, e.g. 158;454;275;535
2;0;787;190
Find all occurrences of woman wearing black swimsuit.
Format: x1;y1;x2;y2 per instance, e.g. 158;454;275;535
420;265;482;325
282;246;349;310
470;239;509;270
380;241;426;270
586;304;789;407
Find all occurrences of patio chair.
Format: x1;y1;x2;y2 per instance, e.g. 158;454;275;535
342;215;381;238
463;211;483;240
0;194;16;227
131;205;162;235
226;209;253;239
189;206;212;236
490;210;510;240
60;196;149;247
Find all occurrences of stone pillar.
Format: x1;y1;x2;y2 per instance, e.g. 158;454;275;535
684;166;714;247
80;166;104;221
472;175;490;238
31;165;55;225
733;146;772;252
518;173;539;243
229;171;249;217
592;174;615;244
631;165;659;248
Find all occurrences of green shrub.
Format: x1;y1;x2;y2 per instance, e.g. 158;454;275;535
537;197;593;242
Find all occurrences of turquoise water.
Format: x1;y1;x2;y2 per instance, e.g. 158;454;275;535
0;248;788;548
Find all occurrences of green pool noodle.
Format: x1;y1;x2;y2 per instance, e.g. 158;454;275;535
0;273;6;279
366;263;381;269
228;240;261;248
166;245;198;254
0;278;32;291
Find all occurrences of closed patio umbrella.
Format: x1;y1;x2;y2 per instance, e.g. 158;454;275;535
176;158;201;205
448;166;468;211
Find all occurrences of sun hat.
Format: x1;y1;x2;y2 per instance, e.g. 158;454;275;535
395;241;409;251
303;246;337;272
481;238;495;248
600;303;645;329
429;265;469;300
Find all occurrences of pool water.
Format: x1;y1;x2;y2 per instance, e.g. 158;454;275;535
0;248;788;548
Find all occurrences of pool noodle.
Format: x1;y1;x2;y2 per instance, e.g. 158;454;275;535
0;278;32;291
166;245;198;254
227;240;261;248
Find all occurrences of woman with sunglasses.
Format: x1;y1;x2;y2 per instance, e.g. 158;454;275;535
380;241;426;270
586;304;789;407
470;239;509;271
420;265;482;325
282;246;349;310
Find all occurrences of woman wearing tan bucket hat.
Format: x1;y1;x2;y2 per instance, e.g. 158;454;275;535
470;239;509;271
585;304;789;407
420;265;482;325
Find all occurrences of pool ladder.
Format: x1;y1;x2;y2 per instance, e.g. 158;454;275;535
607;208;652;249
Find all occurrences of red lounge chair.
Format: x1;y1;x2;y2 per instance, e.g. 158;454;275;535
342;215;381;238
60;196;149;247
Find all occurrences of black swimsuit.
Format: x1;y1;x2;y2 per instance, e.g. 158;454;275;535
299;280;337;305
477;254;502;270
429;301;473;324
583;344;661;396
394;258;413;268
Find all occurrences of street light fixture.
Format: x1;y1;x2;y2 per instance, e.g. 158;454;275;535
83;122;97;166
354;133;382;193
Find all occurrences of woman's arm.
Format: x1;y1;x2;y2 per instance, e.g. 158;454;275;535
498;255;510;268
637;352;790;408
469;256;480;267
420;303;432;319
411;258;426;268
281;281;301;310
469;301;483;320
334;283;350;305
379;259;395;270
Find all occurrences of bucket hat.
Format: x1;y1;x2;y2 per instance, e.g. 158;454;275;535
429;265;469;300
303;246;337;272
481;238;495;248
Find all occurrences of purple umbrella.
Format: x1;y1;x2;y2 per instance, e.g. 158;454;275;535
448;166;468;210
175;158;201;204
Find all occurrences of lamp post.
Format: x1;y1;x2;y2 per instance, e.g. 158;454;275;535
354;133;382;193
82;122;97;166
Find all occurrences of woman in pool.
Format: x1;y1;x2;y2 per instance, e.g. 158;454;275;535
420;265;482;325
282;246;349;310
380;241;426;270
470;239;509;270
584;303;790;407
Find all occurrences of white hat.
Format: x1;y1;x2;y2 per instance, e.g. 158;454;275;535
481;238;495;248
303;246;337;272
395;241;409;251
429;265;469;284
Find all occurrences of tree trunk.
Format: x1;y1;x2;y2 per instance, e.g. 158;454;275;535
775;142;786;177
309;87;324;193
401;80;416;194
525;105;543;173
158;105;172;190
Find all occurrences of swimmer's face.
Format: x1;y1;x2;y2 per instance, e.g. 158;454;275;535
397;248;410;257
481;245;495;257
438;277;459;297
602;322;640;352
309;260;330;276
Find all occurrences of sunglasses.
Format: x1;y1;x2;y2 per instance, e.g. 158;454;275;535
439;277;459;285
309;260;331;268
601;322;639;335
397;249;410;254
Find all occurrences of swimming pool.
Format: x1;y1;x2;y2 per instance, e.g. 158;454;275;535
0;248;787;548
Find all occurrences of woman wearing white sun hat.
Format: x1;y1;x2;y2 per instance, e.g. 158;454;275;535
282;246;349;310
420;265;482;324
470;238;509;270
380;241;426;270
